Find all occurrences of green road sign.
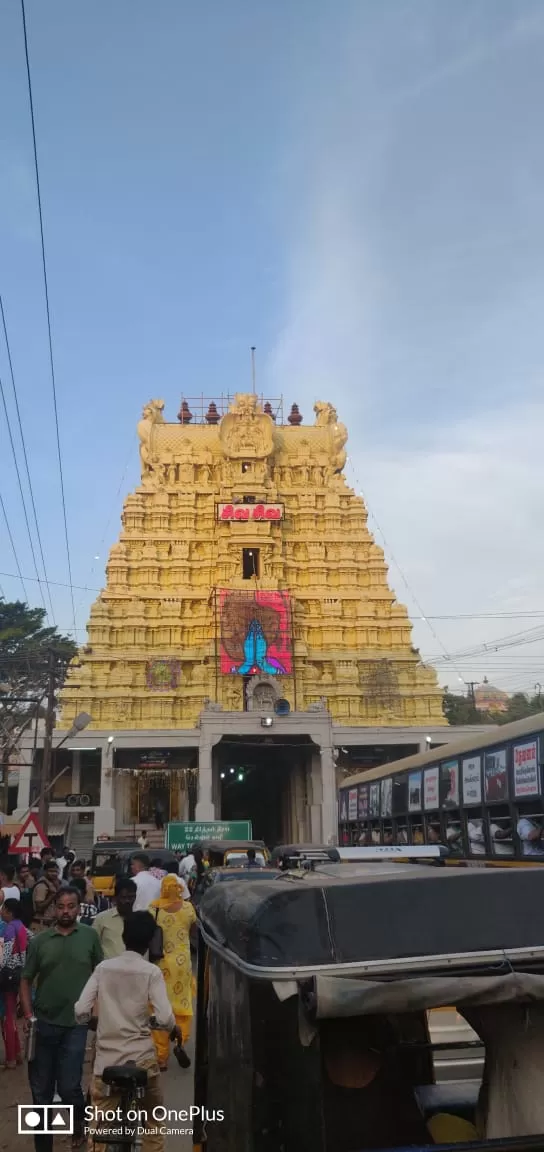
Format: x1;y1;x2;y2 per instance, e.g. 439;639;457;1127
165;820;253;853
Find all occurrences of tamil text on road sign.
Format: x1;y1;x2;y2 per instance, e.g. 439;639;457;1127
166;820;252;853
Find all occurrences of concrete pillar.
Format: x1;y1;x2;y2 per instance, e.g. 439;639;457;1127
72;752;80;794
319;744;338;844
419;739;431;755
15;746;32;812
309;752;324;843
96;747;115;838
195;742;215;820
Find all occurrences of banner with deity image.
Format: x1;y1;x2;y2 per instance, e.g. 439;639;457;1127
219;590;292;676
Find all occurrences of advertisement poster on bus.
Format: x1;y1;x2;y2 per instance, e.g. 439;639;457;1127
381;778;392;818
339;792;348;822
462;757;482;805
408;772;422;812
358;784;369;820
424;766;439;810
440;760;459;808
513;740;540;798
348;788;358;821
369;783;381;818
484;749;509;802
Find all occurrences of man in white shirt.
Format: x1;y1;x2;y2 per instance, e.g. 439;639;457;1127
130;854;161;911
178;851;195;878
517;815;544;856
75;911;179;1152
467;820;486;855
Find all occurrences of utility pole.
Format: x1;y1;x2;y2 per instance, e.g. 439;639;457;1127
466;681;478;722
38;648;57;834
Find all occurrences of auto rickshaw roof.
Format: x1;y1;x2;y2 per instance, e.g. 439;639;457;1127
271;844;340;861
199;863;544;971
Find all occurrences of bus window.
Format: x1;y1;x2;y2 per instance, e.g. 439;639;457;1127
516;804;544;858
487;808;514;857
394;820;408;845
466;811;486;856
425;817;441;844
409;818;424;845
370;821;381;844
445;814;463;855
382;822;393;845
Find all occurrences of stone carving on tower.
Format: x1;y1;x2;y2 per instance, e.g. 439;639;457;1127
219;394;274;459
60;392;446;731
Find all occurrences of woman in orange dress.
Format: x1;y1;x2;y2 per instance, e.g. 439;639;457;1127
149;874;196;1070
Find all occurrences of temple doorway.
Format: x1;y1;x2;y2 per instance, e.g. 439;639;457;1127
215;737;314;847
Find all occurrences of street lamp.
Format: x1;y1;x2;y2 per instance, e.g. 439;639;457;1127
34;713;92;831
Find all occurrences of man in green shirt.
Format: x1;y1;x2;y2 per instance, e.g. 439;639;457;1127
21;885;103;1152
93;876;136;958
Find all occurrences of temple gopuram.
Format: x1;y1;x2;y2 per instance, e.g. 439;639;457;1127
17;395;467;849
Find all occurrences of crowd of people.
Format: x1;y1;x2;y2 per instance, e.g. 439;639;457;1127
0;843;206;1152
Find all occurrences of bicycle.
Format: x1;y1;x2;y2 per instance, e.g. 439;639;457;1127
90;1063;148;1152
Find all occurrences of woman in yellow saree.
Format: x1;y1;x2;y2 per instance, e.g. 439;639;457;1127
149;874;196;1070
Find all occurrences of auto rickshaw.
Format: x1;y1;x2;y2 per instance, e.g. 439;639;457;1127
91;842;180;899
197;839;270;868
91;840;140;900
193;859;544;1152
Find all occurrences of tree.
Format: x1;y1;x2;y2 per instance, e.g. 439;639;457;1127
443;686;544;727
0;598;77;812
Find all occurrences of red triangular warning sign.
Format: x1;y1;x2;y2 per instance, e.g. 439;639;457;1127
9;813;51;854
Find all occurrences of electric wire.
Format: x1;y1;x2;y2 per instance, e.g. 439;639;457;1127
0;364;47;617
0;493;28;599
346;457;466;687
0;294;56;622
20;0;77;640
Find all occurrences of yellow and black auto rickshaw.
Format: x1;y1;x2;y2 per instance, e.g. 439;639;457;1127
193;859;544;1152
90;840;140;901
198;839;270;868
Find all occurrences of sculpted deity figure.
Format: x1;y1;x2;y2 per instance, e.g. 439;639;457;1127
137;400;165;477
313;401;348;473
220;393;273;459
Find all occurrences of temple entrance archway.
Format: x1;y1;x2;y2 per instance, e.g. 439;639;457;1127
213;736;315;846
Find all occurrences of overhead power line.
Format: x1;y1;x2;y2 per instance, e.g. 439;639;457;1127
0;363;46;614
346;457;466;687
0;492;28;599
0;294;56;622
20;0;76;640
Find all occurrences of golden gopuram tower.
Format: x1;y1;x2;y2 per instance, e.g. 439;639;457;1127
60;394;445;730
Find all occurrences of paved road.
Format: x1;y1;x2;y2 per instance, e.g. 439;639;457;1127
163;1030;195;1151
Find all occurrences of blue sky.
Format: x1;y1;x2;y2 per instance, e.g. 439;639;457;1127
1;0;544;693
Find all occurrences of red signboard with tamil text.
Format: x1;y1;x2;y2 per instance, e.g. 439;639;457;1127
217;503;283;522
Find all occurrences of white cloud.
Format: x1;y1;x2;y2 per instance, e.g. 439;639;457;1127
349;400;544;693
266;1;544;698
